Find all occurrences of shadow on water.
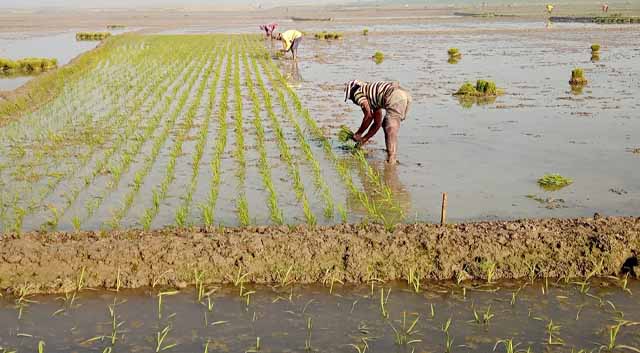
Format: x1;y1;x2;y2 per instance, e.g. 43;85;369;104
1;279;639;352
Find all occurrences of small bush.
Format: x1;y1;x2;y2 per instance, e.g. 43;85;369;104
590;43;600;52
569;68;587;85
448;48;461;57
372;51;384;64
76;32;111;41
538;174;573;190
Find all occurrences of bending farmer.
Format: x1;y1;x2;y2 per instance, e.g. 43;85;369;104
276;30;303;60
344;80;412;164
259;23;278;38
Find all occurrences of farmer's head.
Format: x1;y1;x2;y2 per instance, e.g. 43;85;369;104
344;80;364;102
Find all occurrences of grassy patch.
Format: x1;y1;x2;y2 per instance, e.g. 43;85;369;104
537;174;573;190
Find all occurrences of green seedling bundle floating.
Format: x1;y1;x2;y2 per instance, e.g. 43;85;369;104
314;31;343;40
447;48;462;58
538;173;573;190
454;80;501;97
76;32;111;41
372;51;385;64
569;68;587;85
591;44;600;52
0;57;57;74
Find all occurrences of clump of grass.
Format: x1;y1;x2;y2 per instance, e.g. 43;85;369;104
448;48;462;58
454;80;500;96
591;44;600;52
0;57;57;74
362;28;369;36
76;32;111;41
314;31;343;40
372;51;384;64
569;68;588;85
538;173;573;190
338;125;355;142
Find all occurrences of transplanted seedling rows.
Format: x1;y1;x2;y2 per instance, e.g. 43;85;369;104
0;34;404;232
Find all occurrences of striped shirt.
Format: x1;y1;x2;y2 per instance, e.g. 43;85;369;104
352;81;397;111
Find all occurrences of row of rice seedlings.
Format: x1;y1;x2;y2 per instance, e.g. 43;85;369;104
139;45;216;230
107;52;212;229
241;44;284;224
261;45;396;225
102;42;218;229
5;50;162;231
42;46;202;230
46;55;194;230
262;59;336;219
249;44;316;225
232;43;251;227
174;47;225;227
200;46;233;226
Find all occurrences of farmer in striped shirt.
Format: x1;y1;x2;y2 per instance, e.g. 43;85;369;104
275;30;303;60
344;80;412;164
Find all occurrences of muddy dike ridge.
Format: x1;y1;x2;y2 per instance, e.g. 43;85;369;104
0;216;638;294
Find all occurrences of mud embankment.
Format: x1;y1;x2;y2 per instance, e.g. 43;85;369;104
0;216;638;294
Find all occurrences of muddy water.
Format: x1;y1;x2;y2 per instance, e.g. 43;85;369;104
292;26;640;223
1;279;638;352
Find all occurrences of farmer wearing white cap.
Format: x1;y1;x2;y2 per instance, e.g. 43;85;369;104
344;80;412;164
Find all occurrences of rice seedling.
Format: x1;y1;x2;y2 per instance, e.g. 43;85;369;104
155;325;177;352
38;341;45;353
362;29;369;35
493;338;531;353
454;80;501;97
591;44;601;52
379;287;390;318
469;305;495;326
389;311;421;345
157;290;179;319
245;337;261;353
372;51;384;64
538;173;573;190
569;68;588;85
442;317;454;353
545;319;564;345
406;268;421;293
480;260;497;283
304;317;313;351
597;323;640;352
76;32;112;41
338;125;355;143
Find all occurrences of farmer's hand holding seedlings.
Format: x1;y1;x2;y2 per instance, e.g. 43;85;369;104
343;80;412;164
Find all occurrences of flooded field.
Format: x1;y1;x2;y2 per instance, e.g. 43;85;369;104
1;279;639;353
0;19;639;232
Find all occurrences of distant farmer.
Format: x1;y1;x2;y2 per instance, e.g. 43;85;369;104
259;23;278;38
546;3;554;14
275;29;303;60
344;80;412;164
602;3;609;12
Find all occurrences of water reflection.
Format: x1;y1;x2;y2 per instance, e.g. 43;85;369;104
346;156;411;223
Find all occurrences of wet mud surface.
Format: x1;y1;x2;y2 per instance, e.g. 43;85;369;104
0;216;638;294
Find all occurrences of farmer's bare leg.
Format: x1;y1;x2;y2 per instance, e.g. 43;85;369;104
383;116;400;164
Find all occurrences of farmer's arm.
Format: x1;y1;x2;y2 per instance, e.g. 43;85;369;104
354;100;373;140
359;109;383;144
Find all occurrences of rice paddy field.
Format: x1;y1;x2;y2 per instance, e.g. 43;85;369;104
1;6;640;353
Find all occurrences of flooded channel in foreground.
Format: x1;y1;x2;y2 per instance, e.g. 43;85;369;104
1;279;639;352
